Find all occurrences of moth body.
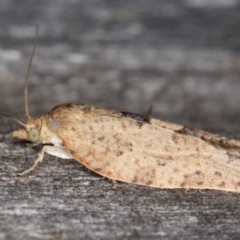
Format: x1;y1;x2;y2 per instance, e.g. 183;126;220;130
12;103;240;192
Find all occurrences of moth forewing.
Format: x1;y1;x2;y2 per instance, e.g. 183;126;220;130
33;103;239;192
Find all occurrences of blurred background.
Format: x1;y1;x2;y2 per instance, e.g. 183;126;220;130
1;1;240;239
1;0;240;134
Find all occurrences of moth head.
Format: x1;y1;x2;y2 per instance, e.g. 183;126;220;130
3;26;40;144
4;114;41;143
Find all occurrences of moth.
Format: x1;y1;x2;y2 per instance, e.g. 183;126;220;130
5;27;240;192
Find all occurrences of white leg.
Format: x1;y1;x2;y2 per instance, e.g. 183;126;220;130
18;146;73;176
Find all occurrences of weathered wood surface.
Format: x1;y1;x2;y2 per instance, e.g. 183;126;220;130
0;0;240;239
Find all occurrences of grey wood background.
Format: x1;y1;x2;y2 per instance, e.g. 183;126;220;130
0;0;240;239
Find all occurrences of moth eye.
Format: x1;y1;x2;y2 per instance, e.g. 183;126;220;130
27;128;39;143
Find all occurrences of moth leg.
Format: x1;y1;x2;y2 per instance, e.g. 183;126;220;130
111;180;118;190
18;145;73;176
146;104;154;116
26;142;41;147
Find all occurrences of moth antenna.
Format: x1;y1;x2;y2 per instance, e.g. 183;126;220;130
146;104;154;116
24;25;39;121
3;114;27;128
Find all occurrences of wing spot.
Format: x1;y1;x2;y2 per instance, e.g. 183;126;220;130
65;103;74;108
140;178;145;184
121;111;150;127
116;151;123;157
218;181;225;187
175;126;198;137
132;176;138;183
215;171;222;177
81;106;92;113
94;168;102;172
146;180;153;186
158;161;166;167
180;182;186;187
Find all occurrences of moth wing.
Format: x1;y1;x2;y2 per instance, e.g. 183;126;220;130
54;110;240;192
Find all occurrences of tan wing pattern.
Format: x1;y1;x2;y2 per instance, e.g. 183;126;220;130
49;104;240;192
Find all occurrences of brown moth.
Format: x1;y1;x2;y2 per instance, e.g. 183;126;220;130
5;27;240;192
